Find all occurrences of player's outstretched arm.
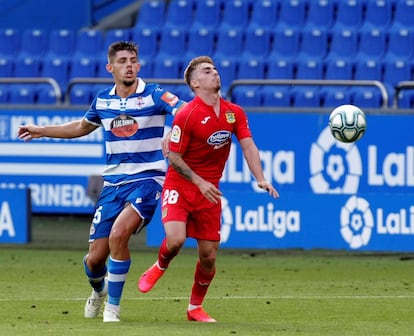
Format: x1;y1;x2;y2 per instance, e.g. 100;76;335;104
239;137;280;198
18;119;97;141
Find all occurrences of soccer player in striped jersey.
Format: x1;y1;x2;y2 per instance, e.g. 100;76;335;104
17;41;186;322
138;56;279;322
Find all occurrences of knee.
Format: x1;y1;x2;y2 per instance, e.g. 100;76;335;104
166;235;185;252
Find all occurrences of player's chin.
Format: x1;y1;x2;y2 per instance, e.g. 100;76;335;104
123;79;136;87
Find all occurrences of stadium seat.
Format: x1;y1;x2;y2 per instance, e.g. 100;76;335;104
276;0;307;29
247;0;278;30
243;27;272;58
0;28;20;57
237;57;266;80
74;29;104;58
306;0;335;29
333;0;364;30
354;59;382;81
219;0;250;31
37;86;59;105
164;0;194;30
134;0;166;31
385;28;414;61
157;28;187;59
351;87;383;108
231;86;262;107
324;59;353;80
293;88;322;107
266;59;295;79
152;57;182;79
104;29;132;51
395;90;414;109
269;28;300;59
41;57;70;90
70;56;98;78
96;59;112;78
0;85;9;103
214;57;238;93
361;0;393;30
0;57;14;77
382;59;412;92
47;29;76;58
322;88;352;108
137;57;154;79
69;84;92;105
299;28;328;60
214;29;243;60
19;29;48;59
357;28;387;61
261;86;292;107
14;56;41;77
392;0;414;30
296;60;324;80
327;29;358;61
131;27;159;58
186;28;215;61
8;85;36;104
191;0;222;31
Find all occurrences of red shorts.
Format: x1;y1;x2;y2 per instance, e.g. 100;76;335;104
161;182;221;241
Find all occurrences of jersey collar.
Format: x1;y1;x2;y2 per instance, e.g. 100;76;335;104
109;78;146;96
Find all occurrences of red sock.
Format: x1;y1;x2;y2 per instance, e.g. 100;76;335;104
157;238;178;269
190;261;216;306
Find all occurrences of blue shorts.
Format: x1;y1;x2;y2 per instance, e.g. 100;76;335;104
88;179;163;241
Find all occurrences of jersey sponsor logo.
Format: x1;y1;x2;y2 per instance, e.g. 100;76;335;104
161;92;179;107
110;114;138;137
201;116;211;124
171;125;181;143
207;130;231;149
225;112;236;123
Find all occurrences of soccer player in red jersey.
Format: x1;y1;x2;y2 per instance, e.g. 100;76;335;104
138;56;279;322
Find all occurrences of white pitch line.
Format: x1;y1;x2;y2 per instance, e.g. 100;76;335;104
2;295;414;302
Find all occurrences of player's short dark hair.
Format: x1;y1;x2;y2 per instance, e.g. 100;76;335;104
184;56;215;88
108;41;138;63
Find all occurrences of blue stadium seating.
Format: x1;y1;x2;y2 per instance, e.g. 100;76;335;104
293;88;322;107
306;0;335;29
333;0;365;30
41;57;70;90
354;59;382;81
357;28;387;60
247;0;278;30
164;0;194;30
232;86;262;106
191;0;222;31
157;28;187;59
134;0;166;31
243;27;271;58
0;85;9;103
325;59;354;80
385;28;414;61
322;88;352;108
152;57;182;79
219;0;250;31
132;27;159;58
392;0;414;30
261;86;292;107
214;28;244;60
70;56;98;78
14;57;41;77
0;57;14;77
299;28;329;60
19;29;48;59
266;59;295;79
269;28;300;59
276;0;307;30
47;29;76;58
362;0;393;30
351;87;383;108
327;29;359;61
186;28;215;62
0;28;20;58
238;58;266;80
296;60;324;80
8;85;36;104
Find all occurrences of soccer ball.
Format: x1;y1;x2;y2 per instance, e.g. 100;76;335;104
328;104;367;143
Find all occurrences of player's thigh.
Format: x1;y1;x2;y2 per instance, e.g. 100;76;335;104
164;220;187;245
111;204;143;238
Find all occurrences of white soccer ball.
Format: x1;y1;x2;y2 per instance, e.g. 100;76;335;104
328;104;367;143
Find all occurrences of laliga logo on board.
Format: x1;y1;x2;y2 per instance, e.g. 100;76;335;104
309;127;363;194
340;196;374;249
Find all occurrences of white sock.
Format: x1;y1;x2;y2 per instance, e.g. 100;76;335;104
188;304;201;311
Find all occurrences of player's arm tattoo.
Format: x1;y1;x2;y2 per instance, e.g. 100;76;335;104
168;152;194;181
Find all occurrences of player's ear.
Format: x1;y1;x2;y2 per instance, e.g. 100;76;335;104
106;63;113;73
190;79;199;89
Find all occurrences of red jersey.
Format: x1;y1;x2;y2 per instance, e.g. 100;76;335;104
168;95;252;187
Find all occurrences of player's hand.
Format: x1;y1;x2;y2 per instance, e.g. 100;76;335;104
198;180;223;204
258;181;280;198
17;124;41;141
162;130;172;157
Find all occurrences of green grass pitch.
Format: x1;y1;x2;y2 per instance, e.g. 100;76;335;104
1;216;414;335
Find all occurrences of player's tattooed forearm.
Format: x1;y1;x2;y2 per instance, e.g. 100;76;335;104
170;162;193;181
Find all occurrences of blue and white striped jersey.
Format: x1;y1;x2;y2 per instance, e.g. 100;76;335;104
84;78;185;186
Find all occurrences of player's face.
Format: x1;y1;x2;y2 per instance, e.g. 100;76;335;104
107;50;141;87
194;63;221;92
